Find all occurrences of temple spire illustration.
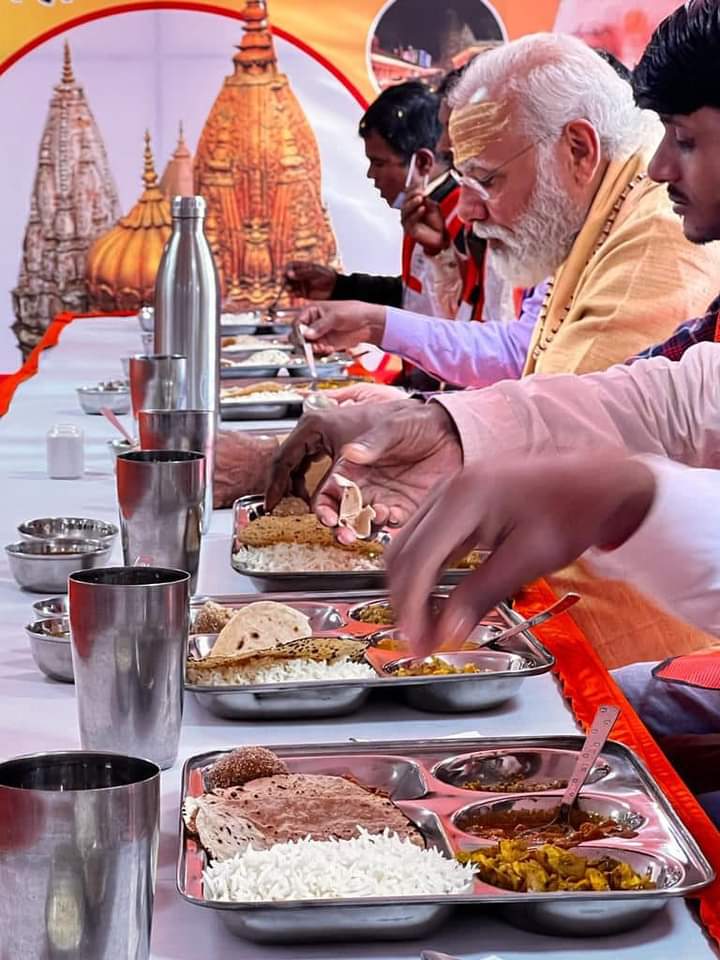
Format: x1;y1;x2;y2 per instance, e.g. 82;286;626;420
193;0;340;309
12;41;120;357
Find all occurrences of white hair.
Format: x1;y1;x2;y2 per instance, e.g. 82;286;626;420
450;33;660;160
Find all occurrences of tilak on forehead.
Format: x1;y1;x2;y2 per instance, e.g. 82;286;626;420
449;88;512;168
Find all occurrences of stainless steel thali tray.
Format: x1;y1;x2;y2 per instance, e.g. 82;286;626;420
186;589;553;718
220;395;302;421
220;307;301;336
286;356;352;378
231;495;486;590
221;340;293;359
177;735;714;943
220;362;294;381
220;361;290;379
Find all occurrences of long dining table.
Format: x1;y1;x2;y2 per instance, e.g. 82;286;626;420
0;314;717;959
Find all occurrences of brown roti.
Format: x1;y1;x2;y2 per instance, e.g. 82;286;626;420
183;795;268;861
187;635;369;683
237;514;382;556
209;601;312;658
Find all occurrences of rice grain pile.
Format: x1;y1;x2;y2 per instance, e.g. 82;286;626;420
239;349;291;366
194;656;376;686
203;829;474;902
233;543;383;573
221;389;301;405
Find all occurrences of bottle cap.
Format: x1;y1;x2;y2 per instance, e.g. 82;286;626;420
171;195;206;218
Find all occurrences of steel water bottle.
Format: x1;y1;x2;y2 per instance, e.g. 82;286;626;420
154;195;220;416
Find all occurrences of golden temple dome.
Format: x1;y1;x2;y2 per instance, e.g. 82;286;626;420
160;122;194;199
87;131;172;311
194;0;340;309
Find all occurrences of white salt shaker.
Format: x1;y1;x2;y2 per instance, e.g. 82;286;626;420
47;424;84;479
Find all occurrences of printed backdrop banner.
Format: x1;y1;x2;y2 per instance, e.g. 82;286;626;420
0;0;677;369
2;1;564;104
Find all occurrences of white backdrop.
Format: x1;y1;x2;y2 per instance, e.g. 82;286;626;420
0;9;402;370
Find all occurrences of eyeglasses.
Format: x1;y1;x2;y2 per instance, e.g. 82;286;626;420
458;141;538;201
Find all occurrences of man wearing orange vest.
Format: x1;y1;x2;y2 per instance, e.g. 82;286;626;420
285;80;526;388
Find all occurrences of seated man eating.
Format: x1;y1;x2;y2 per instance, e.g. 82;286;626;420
261;6;720;673
294;33;720;389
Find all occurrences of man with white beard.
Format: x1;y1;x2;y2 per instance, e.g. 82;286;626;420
263;34;720;670
294;33;720;389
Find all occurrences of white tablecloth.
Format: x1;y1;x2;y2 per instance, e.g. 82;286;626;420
0;316;714;959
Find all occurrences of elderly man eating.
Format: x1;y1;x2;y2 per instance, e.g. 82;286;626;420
295;33;720;390
263;15;720;672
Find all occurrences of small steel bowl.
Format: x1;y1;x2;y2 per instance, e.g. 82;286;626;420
77;382;130;415
5;539;112;593
107;438;137;466
18;517;119;547
31;595;68;619
25;617;74;683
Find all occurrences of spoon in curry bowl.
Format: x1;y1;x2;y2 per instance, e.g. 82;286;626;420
518;703;621;839
467;591;580;649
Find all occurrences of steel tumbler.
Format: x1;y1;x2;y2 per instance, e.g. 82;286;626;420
0;750;160;959
68;566;190;769
128;354;187;418
116;449;205;591
137;408;215;534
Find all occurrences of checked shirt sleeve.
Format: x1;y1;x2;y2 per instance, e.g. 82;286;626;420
628;295;720;364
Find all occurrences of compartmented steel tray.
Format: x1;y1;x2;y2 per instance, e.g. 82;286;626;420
230;496;487;591
221;339;293;360
220;307;300;336
220;395;302;421
177;735;714;943
186;589;553;718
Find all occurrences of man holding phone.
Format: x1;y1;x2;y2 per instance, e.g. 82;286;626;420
284;80;478;387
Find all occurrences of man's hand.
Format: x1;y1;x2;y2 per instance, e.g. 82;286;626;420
387;453;657;656
323;382;407;406
213;431;280;508
401;189;449;257
285;261;337;300
297;301;387;355
265;401;463;540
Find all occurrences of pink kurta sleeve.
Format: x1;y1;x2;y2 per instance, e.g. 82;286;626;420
381;304;536;387
434;343;720;468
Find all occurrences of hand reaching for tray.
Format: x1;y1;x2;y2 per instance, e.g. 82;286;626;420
320;382;407;406
265;401;463;540
296;301;387;356
386;453;656;657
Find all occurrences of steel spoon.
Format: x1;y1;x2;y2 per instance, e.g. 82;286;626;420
469;591;580;649
519;703;621;838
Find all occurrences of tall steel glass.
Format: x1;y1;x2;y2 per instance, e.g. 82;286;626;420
69;566;190;768
137;408;215;533
128;354;187;418
0;750;160;959
116;449;205;591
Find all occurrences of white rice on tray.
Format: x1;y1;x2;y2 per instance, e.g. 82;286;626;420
195;656;376;686
203;828;474;902
239;349;291;366
221;390;302;404
233;543;384;573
